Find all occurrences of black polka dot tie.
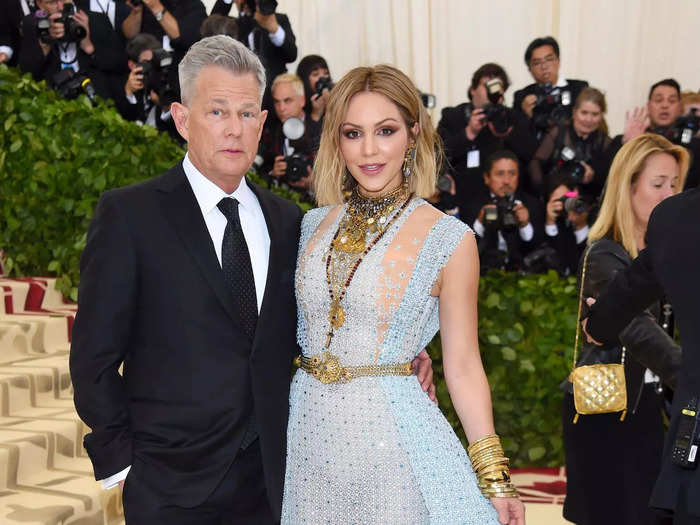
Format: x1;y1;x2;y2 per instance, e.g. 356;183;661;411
217;197;258;340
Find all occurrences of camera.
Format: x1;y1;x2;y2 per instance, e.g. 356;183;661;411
246;0;277;15
130;0;142;5
58;3;87;43
532;83;572;132
464;78;512;134
281;117;313;183
656;108;700;146
314;76;333;99
34;10;51;44
51;68;96;102
484;194;518;230
557;190;593;216
420;92;436;109
552;146;586;183
137;48;177;107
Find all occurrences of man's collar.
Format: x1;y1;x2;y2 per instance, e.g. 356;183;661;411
182;153;257;216
555;75;568;88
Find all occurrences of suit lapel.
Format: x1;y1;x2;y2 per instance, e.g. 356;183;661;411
156;164;252;344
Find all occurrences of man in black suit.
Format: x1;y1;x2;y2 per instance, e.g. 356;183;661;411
461;149;543;272
70;34;434;523
70;35;299;523
584;188;700;523
211;0;297;113
512;36;588;140
0;0;34;67
18;0;126;100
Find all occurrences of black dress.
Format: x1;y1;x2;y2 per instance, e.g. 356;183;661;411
562;238;680;525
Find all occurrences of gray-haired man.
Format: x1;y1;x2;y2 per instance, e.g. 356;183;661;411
70;35;302;523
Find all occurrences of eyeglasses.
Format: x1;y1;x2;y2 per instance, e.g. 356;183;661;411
530;55;557;69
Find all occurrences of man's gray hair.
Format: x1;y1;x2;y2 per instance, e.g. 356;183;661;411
178;35;266;105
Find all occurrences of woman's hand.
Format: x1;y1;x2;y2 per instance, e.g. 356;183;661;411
622;106;650;144
491;496;526;525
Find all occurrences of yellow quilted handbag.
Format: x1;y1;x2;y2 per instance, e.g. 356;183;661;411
569;247;627;424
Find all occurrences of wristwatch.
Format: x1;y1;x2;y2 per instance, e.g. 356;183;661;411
154;8;166;21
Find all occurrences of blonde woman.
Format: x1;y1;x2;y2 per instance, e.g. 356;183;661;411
562;134;688;525
281;65;524;524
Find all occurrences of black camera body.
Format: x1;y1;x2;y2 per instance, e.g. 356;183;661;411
557;191;592;216
671;398;700;469
656;109;700;146
532;83;572;132
51;68;96;102
420;92;436;109
34;10;51;44
484;194;519;230
284;152;313;183
137;48;177;106
464;78;512;134
58;3;87;43
552;146;586;184
246;0;277;15
314;76;333;99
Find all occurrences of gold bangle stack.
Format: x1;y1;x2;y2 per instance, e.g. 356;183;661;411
467;434;519;499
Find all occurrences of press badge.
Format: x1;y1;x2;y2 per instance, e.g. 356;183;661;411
562;91;572;106
467;149;480;168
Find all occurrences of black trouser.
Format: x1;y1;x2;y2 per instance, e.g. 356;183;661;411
674;483;700;525
123;441;275;525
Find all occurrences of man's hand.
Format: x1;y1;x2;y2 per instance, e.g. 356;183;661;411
465;107;486;141
125;66;144;97
521;94;537;117
491;497;526;525
583;297;603;345
255;11;279;33
270;155;287;178
513;202;530;228
49;12;66;41
545;195;563;225
143;0;165;14
478;203;497;224
622;106;650;144
73;10;95;55
581;161;594;184
411;349;437;403
0;52;8;64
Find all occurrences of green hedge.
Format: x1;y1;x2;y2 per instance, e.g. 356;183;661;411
0;65;576;467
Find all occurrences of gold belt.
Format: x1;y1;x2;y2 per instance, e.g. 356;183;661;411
296;351;412;384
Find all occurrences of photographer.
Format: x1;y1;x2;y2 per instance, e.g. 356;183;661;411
513;36;588;140
211;0;297;113
437;63;537;211
0;0;35;67
529;87;611;198
596;78;700;191
462;150;543;272
296;54;332;126
113;33;178;139
543;175;592;276
18;0;126;100
258;73;319;200
120;0;206;96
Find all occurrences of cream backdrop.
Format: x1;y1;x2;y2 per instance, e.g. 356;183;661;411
201;0;700;136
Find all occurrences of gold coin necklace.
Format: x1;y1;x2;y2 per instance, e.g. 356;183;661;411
324;183;412;349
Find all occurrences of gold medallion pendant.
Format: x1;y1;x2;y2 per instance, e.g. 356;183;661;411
329;299;345;328
332;226;366;253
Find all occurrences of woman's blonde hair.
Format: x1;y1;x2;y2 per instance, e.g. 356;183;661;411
588;133;689;258
313;65;441;205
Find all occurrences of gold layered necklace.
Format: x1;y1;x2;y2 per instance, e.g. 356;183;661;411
323;182;412;348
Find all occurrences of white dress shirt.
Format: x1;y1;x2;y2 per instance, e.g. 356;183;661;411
101;154;270;489
472;193;534;252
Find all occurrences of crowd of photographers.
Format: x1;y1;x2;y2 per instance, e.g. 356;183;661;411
3;2;699;276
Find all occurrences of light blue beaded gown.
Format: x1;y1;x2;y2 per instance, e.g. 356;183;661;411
281;199;500;524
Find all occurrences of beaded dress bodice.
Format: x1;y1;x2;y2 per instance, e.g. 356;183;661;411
282;199;500;524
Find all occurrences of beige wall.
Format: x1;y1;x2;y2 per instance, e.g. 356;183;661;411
200;0;700;135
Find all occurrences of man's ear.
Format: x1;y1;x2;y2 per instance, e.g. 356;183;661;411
482;172;490;186
170;102;189;142
257;109;268;140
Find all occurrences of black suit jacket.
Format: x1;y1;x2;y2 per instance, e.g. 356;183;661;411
237;12;297;85
70;162;303;518
0;0;30;67
586;188;700;514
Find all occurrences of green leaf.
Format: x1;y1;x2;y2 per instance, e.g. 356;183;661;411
501;347;517;361
487;334;501;345
520;300;532;313
9;139;22;152
485;293;500;308
528;447;546;461
519;359;536;372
